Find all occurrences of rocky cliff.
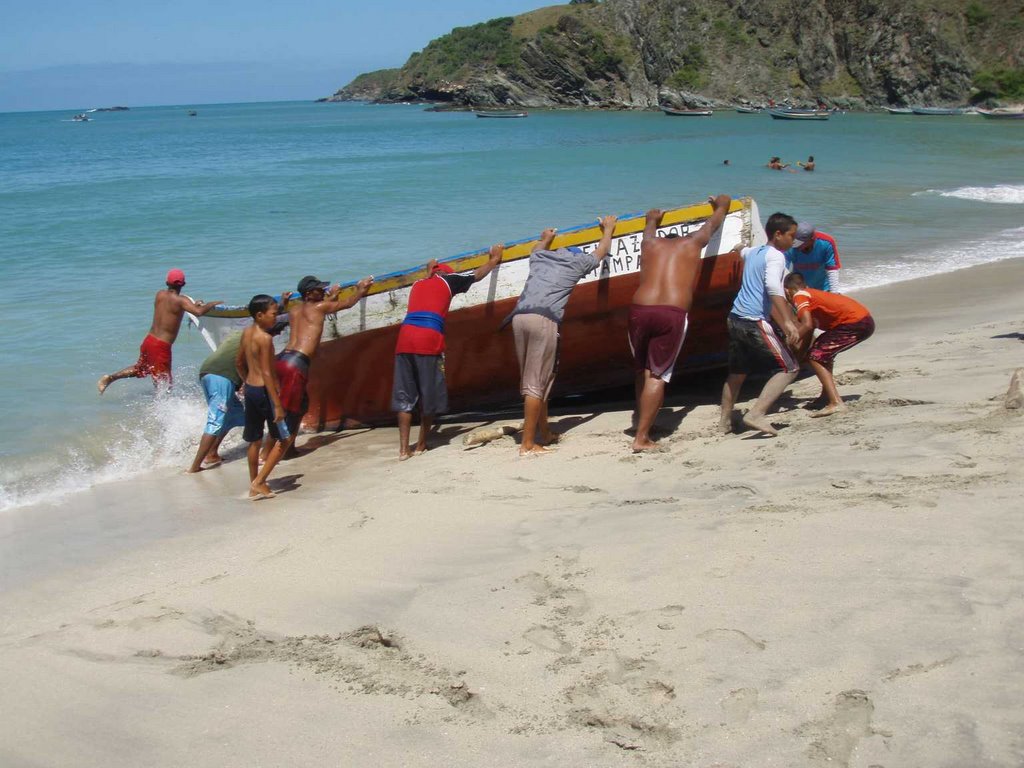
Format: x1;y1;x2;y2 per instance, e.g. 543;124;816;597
324;0;1024;108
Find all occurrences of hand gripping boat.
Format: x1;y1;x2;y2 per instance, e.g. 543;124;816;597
193;197;766;429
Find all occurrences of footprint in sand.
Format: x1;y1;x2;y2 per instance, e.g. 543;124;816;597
801;690;876;768
720;687;758;724
523;625;572;654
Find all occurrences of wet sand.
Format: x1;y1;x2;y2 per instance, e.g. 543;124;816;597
2;259;1023;767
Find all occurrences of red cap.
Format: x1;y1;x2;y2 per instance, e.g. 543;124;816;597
166;268;186;286
430;263;454;275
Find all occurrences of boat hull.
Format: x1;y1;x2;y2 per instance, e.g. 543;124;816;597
910;107;964;115
768;109;829;120
977;109;1024;120
661;108;713;116
196;198;764;429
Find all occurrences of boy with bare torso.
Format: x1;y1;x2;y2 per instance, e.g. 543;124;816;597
97;269;221;393
237;295;287;500
273;274;373;457
629;194;731;451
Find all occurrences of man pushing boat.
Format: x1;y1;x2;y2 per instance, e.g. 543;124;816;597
97;269;221;393
391;247;504;460
274;273;373;458
630;194;732;451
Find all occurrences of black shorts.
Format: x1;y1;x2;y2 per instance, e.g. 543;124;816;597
391;353;448;415
727;314;798;375
242;385;284;443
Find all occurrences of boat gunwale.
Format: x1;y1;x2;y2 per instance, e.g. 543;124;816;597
202;198;751;317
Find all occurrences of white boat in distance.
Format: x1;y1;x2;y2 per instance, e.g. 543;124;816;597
735;106;763;114
910;106;965;115
661;107;713;116
768;108;830;121
474;111;528;118
976;108;1024;120
885;106;913;115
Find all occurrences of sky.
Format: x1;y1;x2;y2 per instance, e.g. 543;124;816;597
0;0;549;112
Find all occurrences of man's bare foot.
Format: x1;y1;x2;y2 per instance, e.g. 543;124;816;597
539;432;561;446
804;395;829;410
741;414;779;436
97;375;112;394
249;482;276;500
399;451;411;462
414;444;428;455
202;456;223;469
631;438;662;453
810;403;846;418
519;445;555;457
719;416;733;434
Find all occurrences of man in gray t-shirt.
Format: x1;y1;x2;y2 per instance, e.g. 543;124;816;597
507;214;617;456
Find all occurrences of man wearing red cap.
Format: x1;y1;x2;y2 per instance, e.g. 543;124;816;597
392;246;504;460
97;269;221;393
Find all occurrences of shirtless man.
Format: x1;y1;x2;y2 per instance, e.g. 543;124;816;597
274;273;374;457
629;194;731;451
97;269;221;393
237;295;287;500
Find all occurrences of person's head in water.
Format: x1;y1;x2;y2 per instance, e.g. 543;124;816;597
248;294;279;329
783;271;807;301
166;268;186;292
723;159;730;165
765;212;798;251
807;155;814;163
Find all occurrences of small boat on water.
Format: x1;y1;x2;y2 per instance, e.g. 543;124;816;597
768;108;830;121
885;106;913;115
976;108;1024;120
910;106;965;115
735;106;762;114
474;111;528;119
661;107;713;116
194;197;765;428
187;110;198;117
71;113;90;122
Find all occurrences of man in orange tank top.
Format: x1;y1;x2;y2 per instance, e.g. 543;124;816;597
784;272;875;418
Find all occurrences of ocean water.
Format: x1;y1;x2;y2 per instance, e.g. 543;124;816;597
2;101;1023;511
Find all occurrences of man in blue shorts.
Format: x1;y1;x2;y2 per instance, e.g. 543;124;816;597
785;222;842;292
720;212;802;436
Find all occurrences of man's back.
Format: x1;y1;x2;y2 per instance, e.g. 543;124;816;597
148;290;187;343
633;236;703;309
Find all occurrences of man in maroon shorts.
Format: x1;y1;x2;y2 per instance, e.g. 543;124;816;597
628;194;732;451
98;269;221;393
784;271;875;417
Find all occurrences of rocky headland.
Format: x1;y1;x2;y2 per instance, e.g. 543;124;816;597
322;0;1024;109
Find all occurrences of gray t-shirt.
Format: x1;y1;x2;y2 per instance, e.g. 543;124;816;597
506;247;598;325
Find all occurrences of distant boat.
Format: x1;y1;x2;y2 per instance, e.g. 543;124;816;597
661;107;713;116
735;106;762;114
910;106;965;115
768;108;830;121
976;108;1024;120
187;110;198;117
885;106;913;115
474;111;528;119
71;113;90;122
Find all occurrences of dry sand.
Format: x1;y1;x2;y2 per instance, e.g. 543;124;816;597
2;259;1023;767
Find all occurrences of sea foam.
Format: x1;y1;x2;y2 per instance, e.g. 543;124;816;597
916;184;1024;204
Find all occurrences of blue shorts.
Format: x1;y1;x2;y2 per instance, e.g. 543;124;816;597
201;374;245;437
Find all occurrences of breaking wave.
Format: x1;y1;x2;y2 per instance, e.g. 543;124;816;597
915;184;1024;204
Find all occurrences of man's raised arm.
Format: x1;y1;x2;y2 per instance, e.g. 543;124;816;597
318;276;374;314
532;228;556;253
642;209;662;241
180;295;223;317
472;244;504;282
591;215;619;262
689;194;732;249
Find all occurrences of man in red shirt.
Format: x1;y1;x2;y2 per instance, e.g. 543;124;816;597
784;272;875;418
392;246;504;460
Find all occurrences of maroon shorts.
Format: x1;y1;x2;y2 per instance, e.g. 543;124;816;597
628;305;689;382
810;316;875;366
134;334;172;382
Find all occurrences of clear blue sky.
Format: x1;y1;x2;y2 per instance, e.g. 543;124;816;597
0;0;549;112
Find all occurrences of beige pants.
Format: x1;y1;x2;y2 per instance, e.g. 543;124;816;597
512;313;559;400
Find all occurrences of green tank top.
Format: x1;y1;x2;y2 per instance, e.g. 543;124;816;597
198;332;243;387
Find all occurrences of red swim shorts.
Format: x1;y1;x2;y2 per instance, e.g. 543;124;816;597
628;304;689;382
809;316;875;366
135;334;172;382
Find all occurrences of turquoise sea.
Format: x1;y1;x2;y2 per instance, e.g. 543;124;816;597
2;100;1023;511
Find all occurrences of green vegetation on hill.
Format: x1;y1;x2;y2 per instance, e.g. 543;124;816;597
973;67;1024;101
405;17;520;81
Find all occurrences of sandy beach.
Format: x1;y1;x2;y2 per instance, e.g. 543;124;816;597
2;258;1023;767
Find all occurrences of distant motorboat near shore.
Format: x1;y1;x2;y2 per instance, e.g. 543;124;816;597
976;108;1024;120
474;111;528;119
661;107;713;116
911;106;965;115
735;106;763;114
885;106;913;115
768;108;830;121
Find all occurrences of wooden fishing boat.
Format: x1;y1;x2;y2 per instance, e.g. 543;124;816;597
910;106;965;115
768;108;830;121
885;106;913;115
976;108;1024;120
735;106;762;114
474;111;528;118
194;197;765;429
661;107;713;116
